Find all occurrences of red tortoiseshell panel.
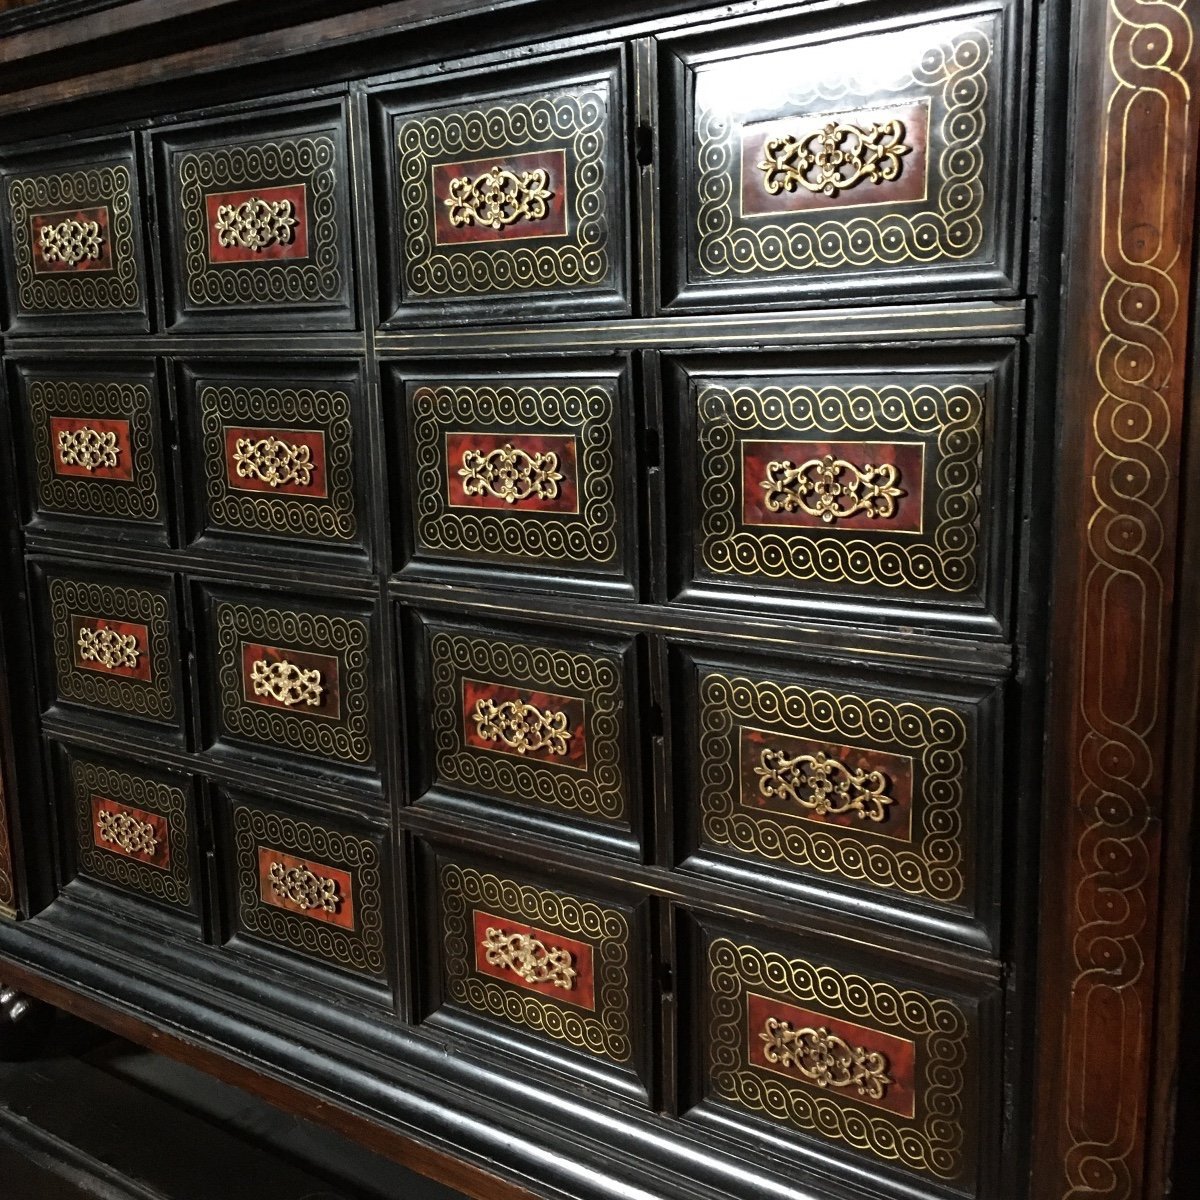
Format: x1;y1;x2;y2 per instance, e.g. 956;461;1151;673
49;415;134;481
444;432;579;513
432;149;568;246
70;615;152;681
745;992;917;1118
204;183;310;263
257;846;356;929
223;426;329;497
461;678;588;770
739;102;930;216
738;727;915;842
30;205;114;274
240;643;341;721
90;795;171;869
741;440;926;532
472;908;596;1010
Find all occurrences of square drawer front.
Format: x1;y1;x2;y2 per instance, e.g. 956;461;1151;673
181;360;369;559
13;360;169;537
394;361;635;595
154;101;355;330
200;585;377;776
374;48;629;324
667;351;1012;630
688;917;993;1193
220;790;391;991
34;560;184;733
673;645;1000;937
0;135;149;330
56;742;201;926
660;3;1018;309
420;842;651;1097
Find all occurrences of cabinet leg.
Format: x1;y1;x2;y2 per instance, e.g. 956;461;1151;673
0;983;53;1060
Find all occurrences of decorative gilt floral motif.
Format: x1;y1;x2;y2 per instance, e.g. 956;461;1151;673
39;218;103;266
250;658;323;708
214;196;298;251
445;166;553;230
483;926;577;989
758;120;911;198
58;426;121;472
472;697;572;757
96;808;159;857
755;747;894;823
268;860;340;913
77;626;140;671
458;443;564;504
761;455;904;523
233;436;314;488
760;1016;893;1100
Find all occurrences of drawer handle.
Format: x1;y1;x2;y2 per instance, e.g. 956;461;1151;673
760;454;903;524
250;658;324;708
77;625;140;671
214;196;298;252
458;443;564;504
96;807;159;858
755;747;894;823
39;217;103;266
483;926;577;990
233;435;315;489
760;1016;893;1100
444;165;554;231
268;860;341;914
58;426;121;472
472;697;572;757
758;118;911;199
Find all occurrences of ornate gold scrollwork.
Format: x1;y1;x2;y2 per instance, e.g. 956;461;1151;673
758;119;911;198
444;166;554;230
458;443;564;504
268;860;341;913
761;454;903;524
38;218;103;266
96;807;159;858
77;625;140;671
232;436;314;488
58;426;121;472
250;658;323;708
760;1016;893;1100
755;747;894;823
483;926;577;989
472;697;572;756
214;196;298;252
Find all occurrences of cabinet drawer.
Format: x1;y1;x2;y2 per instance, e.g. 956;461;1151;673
393;360;636;595
374;47;629;325
0;135;149;331
154;100;355;330
660;3;1019;310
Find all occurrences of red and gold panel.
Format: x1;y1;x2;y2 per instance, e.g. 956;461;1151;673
30;205;115;275
444;431;579;513
223;425;329;497
48;415;134;482
257;846;355;930
204;183;310;263
70;615;152;681
240;642;341;721
472;908;596;1010
432;149;568;246
461;679;587;770
90;795;171;870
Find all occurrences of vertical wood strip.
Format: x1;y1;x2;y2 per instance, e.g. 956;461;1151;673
1036;2;1198;1197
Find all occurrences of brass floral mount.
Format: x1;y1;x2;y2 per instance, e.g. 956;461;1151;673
39;218;103;266
760;1016;893;1100
58;426;121;472
444;165;553;231
755;747;895;823
483;926;577;989
268;860;341;914
761;454;903;524
458;443;564;504
97;807;159;858
214;196;298;252
77;625;140;671
758;119;911;198
250;658;324;708
472;697;572;757
233;435;315;488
